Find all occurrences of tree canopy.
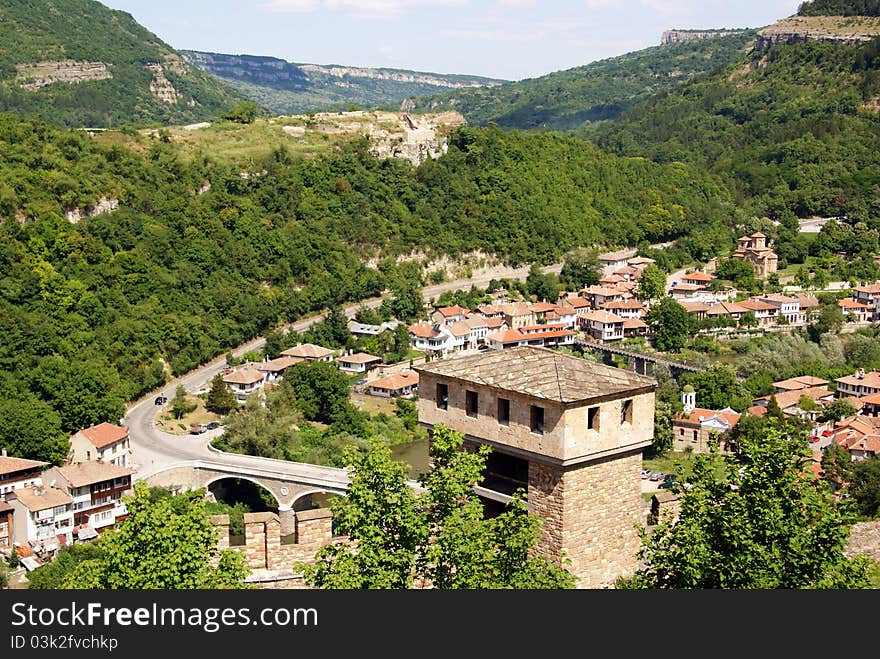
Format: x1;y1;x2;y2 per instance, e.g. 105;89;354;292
53;482;250;589
623;423;876;588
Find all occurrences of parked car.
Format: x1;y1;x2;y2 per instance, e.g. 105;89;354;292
649;471;663;482
206;421;221;430
658;475;677;489
189;423;207;434
154;395;168;405
641;469;651;479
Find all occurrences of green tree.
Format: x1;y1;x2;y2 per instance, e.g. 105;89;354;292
682;364;752;412
822;398;856;423
821;442;855;491
0;399;69;464
284;360;355;425
62;482;250;589
809;303;845;342
560;249;601;290
624;424;875;588
526;264;561;302
301;425;575;589
637;264;667;301
645;297;690;352
169;384;195;420
28;542;105;590
205;373;237;415
8;546;19;569
300;439;422;588
850;458;880;519
222;101;261;124
390;283;424;323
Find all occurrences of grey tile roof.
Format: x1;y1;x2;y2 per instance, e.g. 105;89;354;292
415;346;655;404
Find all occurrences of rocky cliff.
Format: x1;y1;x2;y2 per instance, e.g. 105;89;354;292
661;29;752;45
756;15;880;49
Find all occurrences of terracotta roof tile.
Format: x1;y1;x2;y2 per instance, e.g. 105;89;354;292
12;486;71;511
280;343;333;359
222;368;264;385
79;423;128;449
56;462;133;488
0;455;49;477
339;352;382;364
369;371;419;391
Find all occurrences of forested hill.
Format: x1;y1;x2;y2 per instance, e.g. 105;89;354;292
592;27;880;221
405;31;757;131
181;51;505;116
0;112;735;463
0;0;244;127
798;0;880;15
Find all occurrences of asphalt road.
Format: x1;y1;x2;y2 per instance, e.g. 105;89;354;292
124;263;563;479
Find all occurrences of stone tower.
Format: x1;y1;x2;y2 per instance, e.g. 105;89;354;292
415;346;656;588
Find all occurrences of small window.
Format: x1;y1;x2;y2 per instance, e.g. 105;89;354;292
497;398;510;426
530;405;545;435
436;383;448;410
620;399;633;425
587;406;599;431
692;430;698;442
466;390;479;418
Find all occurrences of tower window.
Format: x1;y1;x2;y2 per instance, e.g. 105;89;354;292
466;390;479;418
530;405;544;435
620;399;633;425
436;383;448;410
588;406;599;431
497;398;510;426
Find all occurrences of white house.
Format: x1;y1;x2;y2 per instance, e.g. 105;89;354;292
222;366;265;403
68;422;131;468
853;283;880;322
599;300;645;320
836;370;880;398
408;321;456;356
581;310;625;342
44;462;132;538
8;485;74;553
0;451;48;499
256;355;301;384
280;343;334;362
368;371;419;398
758;293;805;326
338;352;383;374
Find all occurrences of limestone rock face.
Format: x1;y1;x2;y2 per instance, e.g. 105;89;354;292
15;61;112;91
65;196;119;224
145;63;180;104
756;15;880;50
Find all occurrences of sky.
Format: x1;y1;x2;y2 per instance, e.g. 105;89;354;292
103;0;804;81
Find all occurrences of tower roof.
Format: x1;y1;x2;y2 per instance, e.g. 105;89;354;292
415;346;655;405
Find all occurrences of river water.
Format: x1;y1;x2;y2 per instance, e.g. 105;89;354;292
390;438;430;478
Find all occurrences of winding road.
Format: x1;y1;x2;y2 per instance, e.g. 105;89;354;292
125;262;563;480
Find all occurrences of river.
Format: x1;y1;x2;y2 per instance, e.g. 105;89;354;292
390;438;430;478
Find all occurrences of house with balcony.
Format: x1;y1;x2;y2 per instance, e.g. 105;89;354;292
839;298;872;324
8;485;74;553
256;355;301;384
222;366;265;403
368;370;419;398
681;271;716;288
68;422;131;468
599;299;645;320
338;352;382;374
758;294;805;326
836;369;880;398
408;321;455;356
501;302;536;329
597;248;638;274
853;283;880;322
738;298;779;328
580;285;627;308
581;310;625;342
828;414;880;462
0;450;48;499
431;305;470;326
44;462;133;538
414;345;656;588
544;305;578;330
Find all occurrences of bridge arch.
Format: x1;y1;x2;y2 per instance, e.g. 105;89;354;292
290;488;342;512
204;474;283;509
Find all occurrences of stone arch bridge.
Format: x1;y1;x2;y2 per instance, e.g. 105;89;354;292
145;459;351;536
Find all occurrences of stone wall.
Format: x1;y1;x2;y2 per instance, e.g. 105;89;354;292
530;451;644;589
212;509;338;587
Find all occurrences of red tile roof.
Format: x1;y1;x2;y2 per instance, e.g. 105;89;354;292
79;423;128;449
339;352;382;364
582;310;625;324
529;301;558;313
680;301;711;313
222;368;264;385
682;272;715;282
258;356;301;372
773;375;829;391
0;455;49;477
484;317;507;329
408;321;439;338
487;330;526;344
436;305;470;317
747;405;768;418
623;318;648;330
854;283;880;295
56;462;133;488
837;371;880;389
280;343;333;359
369;371;419;392
739;299;777;312
675;407;740;429
839;297;870;310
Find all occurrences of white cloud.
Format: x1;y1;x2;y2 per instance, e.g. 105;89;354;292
583;0;622;9
495;0;537;7
262;0;468;18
